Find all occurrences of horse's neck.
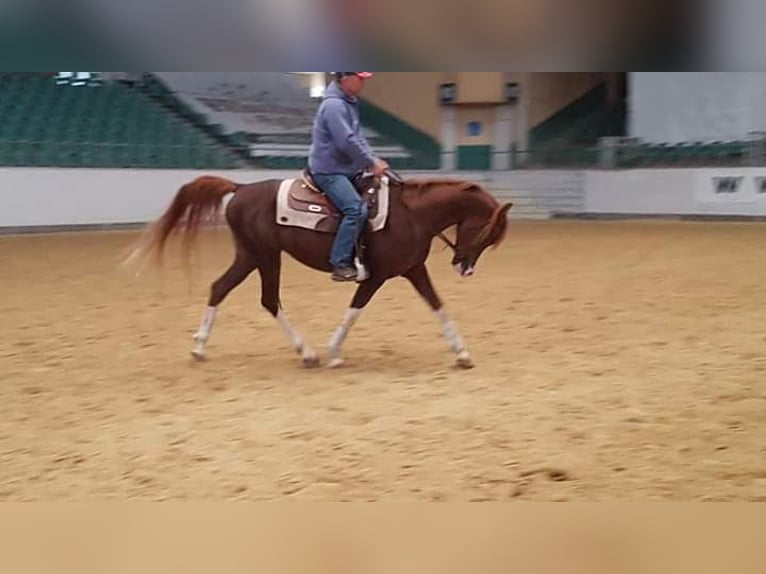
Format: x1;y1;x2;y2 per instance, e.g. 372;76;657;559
402;186;489;235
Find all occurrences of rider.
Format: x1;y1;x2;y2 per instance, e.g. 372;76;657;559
308;72;389;282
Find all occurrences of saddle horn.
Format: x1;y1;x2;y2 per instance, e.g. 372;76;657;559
385;169;405;185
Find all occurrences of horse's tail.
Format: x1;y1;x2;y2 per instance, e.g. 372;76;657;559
123;175;239;272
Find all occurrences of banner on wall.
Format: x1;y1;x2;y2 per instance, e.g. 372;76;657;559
697;171;766;204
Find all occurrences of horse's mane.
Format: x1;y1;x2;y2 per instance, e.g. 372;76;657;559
399;178;486;198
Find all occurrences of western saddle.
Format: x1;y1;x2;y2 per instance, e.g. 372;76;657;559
275;168;393;282
283;168;383;227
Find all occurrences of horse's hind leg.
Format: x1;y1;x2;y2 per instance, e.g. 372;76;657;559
191;250;257;361
257;253;320;368
328;277;385;368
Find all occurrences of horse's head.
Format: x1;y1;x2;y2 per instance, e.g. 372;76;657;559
450;189;513;278
400;177;513;277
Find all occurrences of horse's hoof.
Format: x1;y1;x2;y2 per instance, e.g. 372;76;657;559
456;351;474;370
191;349;207;362
329;358;345;369
302;354;321;369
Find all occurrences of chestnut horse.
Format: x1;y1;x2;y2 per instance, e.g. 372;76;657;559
125;173;512;369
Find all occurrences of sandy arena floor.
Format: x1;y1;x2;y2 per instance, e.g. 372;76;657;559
1;220;765;501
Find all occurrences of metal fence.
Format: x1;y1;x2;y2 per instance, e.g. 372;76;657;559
1;137;765;171
0;141;240;169
596;135;766;169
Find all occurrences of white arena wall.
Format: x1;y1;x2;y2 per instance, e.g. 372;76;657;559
585;168;766;218
0;168;290;232
0;168;583;231
2;167;766;233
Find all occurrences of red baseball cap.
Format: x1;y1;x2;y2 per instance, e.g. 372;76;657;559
336;72;374;79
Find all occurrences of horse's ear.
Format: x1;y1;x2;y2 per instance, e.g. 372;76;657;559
458;182;477;192
494;202;513;228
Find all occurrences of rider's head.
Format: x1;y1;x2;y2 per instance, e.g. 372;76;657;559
334;72;373;98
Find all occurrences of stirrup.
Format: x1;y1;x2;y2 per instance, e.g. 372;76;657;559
354;256;369;282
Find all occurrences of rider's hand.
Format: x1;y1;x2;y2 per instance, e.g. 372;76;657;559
372;158;390;177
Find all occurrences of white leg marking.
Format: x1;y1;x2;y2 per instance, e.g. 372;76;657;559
192;306;217;360
436;309;464;353
276;310;304;352
276;310;319;368
436;309;474;368
328;308;362;368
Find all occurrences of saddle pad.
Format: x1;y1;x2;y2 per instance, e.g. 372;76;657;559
276;177;390;234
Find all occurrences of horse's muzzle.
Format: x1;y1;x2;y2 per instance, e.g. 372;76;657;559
453;261;475;277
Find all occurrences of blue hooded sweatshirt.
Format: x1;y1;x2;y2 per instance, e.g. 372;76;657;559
308;80;377;176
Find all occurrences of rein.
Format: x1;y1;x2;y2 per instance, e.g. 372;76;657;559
436;231;457;253
385;168;457;254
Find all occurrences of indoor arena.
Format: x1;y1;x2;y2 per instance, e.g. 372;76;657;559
1;71;765;501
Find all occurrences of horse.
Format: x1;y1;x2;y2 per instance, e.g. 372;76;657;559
124;171;512;369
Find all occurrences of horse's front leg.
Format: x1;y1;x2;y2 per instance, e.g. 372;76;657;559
328;278;385;368
404;264;474;369
258;257;320;368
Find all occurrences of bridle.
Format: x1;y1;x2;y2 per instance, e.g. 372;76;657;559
436;231;457;253
385;169;458;255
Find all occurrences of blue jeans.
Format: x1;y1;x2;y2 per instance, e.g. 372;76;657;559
312;173;369;269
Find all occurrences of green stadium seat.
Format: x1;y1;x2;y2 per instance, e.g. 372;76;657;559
0;73;243;169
